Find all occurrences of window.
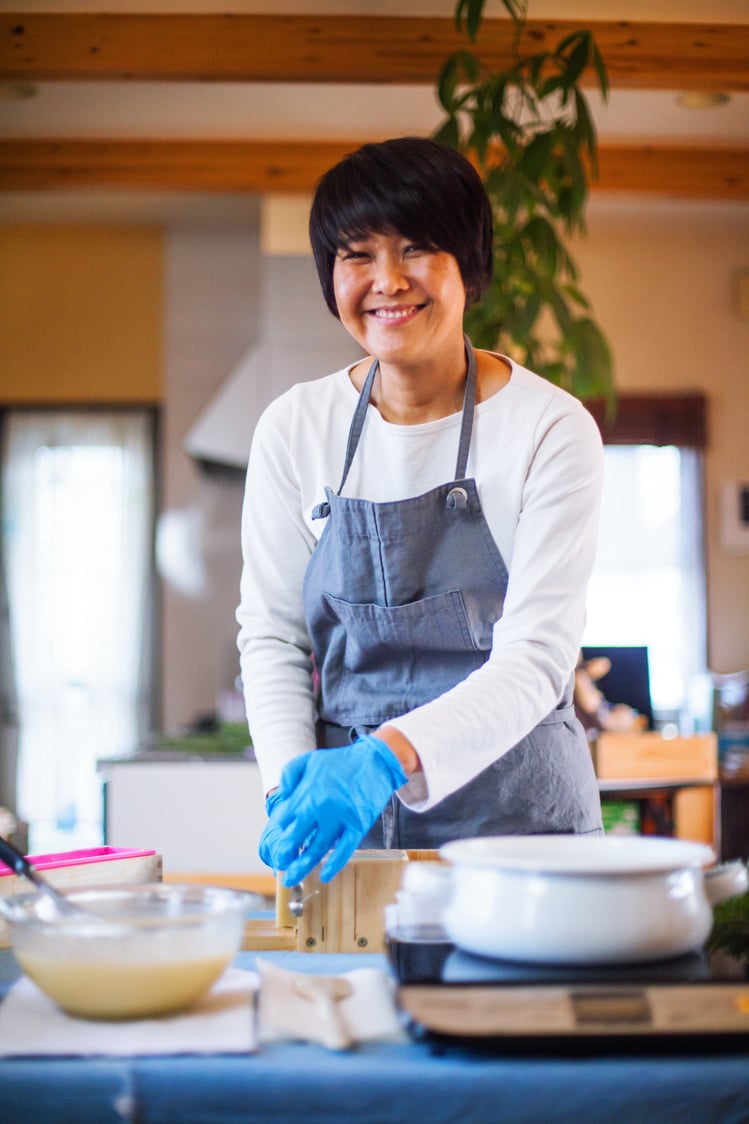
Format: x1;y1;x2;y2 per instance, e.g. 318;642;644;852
582;393;708;728
0;410;156;852
582;444;706;724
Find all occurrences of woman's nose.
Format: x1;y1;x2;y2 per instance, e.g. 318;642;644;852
372;253;408;294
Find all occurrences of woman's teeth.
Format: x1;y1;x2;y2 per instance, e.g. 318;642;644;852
373;307;417;320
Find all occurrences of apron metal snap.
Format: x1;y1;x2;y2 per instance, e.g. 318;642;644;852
446;487;469;511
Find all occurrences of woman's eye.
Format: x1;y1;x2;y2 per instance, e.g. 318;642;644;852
340;249;368;261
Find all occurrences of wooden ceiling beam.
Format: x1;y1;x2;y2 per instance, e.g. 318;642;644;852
1;139;747;201
1;13;748;91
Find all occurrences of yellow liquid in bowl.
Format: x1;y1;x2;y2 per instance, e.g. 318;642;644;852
16;950;232;1019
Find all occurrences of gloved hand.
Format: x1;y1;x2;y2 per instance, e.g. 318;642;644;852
257;789;287;871
268;735;408;886
257;756;309;870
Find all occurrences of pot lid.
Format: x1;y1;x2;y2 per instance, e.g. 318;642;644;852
440;835;716;874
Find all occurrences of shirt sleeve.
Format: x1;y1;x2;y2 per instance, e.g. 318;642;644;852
388;397;604;811
235;392;320;795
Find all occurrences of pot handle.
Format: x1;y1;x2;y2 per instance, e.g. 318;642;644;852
703;860;749;906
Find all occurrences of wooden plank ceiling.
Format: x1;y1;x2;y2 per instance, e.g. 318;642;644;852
1;13;748;199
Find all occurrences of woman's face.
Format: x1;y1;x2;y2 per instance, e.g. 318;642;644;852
332;230;467;370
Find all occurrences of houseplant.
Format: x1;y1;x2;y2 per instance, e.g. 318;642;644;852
434;0;615;404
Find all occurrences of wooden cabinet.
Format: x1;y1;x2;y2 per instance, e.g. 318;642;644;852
592;732;719;849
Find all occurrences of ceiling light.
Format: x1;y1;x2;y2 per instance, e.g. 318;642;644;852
676;91;731;110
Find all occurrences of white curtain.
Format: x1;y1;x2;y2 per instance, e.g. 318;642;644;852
1;411;154;852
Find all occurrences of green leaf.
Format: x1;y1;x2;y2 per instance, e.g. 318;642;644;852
545;283;574;334
496;114;522;156
470;115;492;165
538;73;566;100
433;115;461;150
440;49;482;101
455;0;486;42
554;30;588;56
523;215;560;275
563;283;590;309
557;144;589;227
458;49;483;84
528;55;547;88
566;317;615;402
562;35;592;88
514;289;542;336
557;243;580;283
592;42;610;103
573;89;597;156
490;80;507;126
437;56;459;113
518;130;553;182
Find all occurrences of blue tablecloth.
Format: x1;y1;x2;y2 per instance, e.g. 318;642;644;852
1;947;748;1124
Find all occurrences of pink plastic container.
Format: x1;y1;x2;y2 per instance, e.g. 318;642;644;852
0;846;157;877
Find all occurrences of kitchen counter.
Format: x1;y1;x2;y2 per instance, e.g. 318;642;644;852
1;948;748;1124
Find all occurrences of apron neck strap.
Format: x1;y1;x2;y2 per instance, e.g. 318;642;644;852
454;337;477;480
335;336;477;496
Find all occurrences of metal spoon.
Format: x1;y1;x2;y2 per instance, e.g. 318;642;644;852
288;881;319;918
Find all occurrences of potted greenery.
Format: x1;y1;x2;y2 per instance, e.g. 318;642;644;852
707;876;749;972
434;0;615;404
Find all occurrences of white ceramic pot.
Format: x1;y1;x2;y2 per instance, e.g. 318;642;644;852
439;835;748;965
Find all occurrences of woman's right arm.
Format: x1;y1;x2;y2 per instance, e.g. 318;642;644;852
236;394;320;795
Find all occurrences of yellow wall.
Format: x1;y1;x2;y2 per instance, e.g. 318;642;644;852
0;226;163;403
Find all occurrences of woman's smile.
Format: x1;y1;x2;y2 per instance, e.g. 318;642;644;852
367;303;424;322
333;231;467;372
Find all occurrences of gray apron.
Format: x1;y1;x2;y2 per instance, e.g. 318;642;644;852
302;339;602;848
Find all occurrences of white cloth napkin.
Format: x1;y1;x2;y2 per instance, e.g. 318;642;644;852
0;967;258;1057
257;960;406;1049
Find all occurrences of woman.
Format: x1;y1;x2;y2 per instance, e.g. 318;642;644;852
236;136;603;888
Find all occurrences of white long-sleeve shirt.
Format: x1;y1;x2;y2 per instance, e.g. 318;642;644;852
236;354;603;811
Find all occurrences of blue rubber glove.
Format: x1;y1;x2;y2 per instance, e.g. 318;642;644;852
257;756;308;870
258;790;286;870
269;735;408;886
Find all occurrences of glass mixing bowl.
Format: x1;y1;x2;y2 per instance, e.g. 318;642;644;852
2;882;260;1020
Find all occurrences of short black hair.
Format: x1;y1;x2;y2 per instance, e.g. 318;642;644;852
309;136;493;318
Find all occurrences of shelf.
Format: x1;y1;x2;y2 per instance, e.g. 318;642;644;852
593;732;719;848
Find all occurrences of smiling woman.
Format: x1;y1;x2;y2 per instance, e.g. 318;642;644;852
0;409;156;852
238;136;606;889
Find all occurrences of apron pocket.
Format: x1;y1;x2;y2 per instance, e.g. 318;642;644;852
320;588;483;672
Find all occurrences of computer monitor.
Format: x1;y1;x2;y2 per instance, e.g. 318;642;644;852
580;645;654;730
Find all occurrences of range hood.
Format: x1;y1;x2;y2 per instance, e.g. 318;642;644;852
183;256;359;473
183;342;269;473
